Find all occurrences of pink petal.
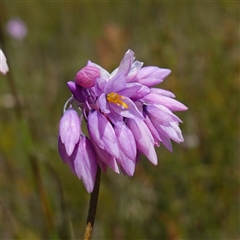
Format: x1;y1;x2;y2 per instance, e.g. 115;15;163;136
90;139;120;173
158;133;173;152
143;114;161;146
143;93;188;111
73;136;98;193
104;72;126;93
59;108;80;156
126;118;158;165
67;81;85;103
109;97;143;120
88;60;110;80
135;66;171;87
115;123;137;176
98;93;110;114
130;85;150;99
146;104;182;124
150;88;176;98
126;60;143;82
118;83;142;98
87;110;120;159
58;136;76;173
115;123;136;160
118;49;135;76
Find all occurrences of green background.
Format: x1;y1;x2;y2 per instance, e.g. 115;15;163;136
1;1;239;239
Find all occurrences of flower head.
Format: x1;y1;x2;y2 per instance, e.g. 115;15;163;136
58;49;187;192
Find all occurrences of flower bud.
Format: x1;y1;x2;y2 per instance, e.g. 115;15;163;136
59;108;80;156
75;65;100;88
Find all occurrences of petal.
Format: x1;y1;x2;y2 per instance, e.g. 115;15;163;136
143;93;188;111
150;115;183;144
88;60;110;80
135;66;171;87
59;108;80;156
67;81;85;103
95;77;107;95
117;154;136;177
90;138;120;173
126;60;143;82
115;123;137;176
158;133;173;152
0;49;9;74
58;136;77;173
108;110;124;126
170;122;184;142
146;104;182;124
130;85;150;100
104;72;126;93
150;88;176;98
159;124;183;143
110;67;118;78
73;135;98;193
98;93;110;113
126;118;158;165
114;123;136;160
109;97;143;120
117;83;142;98
118;49;135;76
143;114;161;146
87;110;120;159
58;136;69;164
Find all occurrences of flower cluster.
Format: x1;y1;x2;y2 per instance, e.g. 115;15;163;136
58;50;187;192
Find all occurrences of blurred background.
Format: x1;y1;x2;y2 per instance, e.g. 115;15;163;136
1;2;239;240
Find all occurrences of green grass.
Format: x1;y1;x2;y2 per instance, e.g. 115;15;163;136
1;2;239;239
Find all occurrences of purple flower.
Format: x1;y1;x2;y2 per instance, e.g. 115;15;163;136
58;49;187;192
6;18;28;40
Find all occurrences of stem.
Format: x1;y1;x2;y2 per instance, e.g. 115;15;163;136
83;166;101;240
29;154;54;233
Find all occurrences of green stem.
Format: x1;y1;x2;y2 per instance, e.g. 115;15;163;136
83;166;101;240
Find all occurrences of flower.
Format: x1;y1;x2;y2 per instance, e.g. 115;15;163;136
0;49;9;75
6;18;28;40
58;49;187;192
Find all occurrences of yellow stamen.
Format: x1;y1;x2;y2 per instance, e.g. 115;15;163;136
107;92;128;109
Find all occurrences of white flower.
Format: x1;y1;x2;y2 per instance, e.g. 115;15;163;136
0;49;9;75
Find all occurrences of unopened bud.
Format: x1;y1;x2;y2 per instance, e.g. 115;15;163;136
75;66;100;88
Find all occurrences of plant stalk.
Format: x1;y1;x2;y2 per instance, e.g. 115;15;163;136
83;166;101;240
